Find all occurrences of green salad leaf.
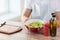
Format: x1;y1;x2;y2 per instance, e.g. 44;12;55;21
28;21;43;28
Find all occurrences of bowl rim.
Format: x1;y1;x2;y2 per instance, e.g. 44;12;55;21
25;19;45;25
25;19;45;28
25;25;42;28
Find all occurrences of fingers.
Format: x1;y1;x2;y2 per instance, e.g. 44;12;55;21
21;16;29;23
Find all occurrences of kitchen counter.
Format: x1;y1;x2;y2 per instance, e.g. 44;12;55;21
0;17;60;40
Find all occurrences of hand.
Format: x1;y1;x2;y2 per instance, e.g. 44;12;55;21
21;16;29;23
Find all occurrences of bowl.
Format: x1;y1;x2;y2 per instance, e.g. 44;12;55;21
25;19;44;33
25;25;42;32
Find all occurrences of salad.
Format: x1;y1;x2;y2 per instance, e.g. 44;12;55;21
26;21;43;28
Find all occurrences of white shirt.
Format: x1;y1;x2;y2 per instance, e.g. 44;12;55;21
24;0;60;21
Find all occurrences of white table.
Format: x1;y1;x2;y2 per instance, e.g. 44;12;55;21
0;17;60;40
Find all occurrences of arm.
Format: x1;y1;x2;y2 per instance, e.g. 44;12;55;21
55;12;60;27
23;9;32;17
21;9;32;22
51;0;60;27
21;0;32;22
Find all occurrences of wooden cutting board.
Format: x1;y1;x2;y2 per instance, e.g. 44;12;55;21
0;24;22;35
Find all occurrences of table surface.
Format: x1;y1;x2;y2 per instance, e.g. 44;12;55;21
0;17;60;40
0;22;60;40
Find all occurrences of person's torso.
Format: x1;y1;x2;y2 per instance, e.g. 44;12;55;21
30;0;53;21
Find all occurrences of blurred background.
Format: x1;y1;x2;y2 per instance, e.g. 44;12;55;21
0;0;24;22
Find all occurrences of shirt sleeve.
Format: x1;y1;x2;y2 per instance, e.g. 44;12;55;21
51;0;60;12
24;0;32;9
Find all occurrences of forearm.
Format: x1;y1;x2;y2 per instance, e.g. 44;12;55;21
57;20;60;27
21;9;32;22
55;12;60;27
22;9;32;17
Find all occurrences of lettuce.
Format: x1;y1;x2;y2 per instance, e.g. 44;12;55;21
28;21;43;28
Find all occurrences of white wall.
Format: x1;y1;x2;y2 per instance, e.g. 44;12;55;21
0;0;25;22
9;0;21;14
0;0;8;14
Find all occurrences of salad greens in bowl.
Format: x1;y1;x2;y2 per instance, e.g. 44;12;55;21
25;19;45;33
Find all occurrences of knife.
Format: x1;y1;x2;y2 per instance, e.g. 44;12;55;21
0;22;6;27
0;21;22;27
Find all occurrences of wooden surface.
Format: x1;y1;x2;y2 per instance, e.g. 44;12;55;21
0;17;60;40
0;23;59;40
0;25;22;34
